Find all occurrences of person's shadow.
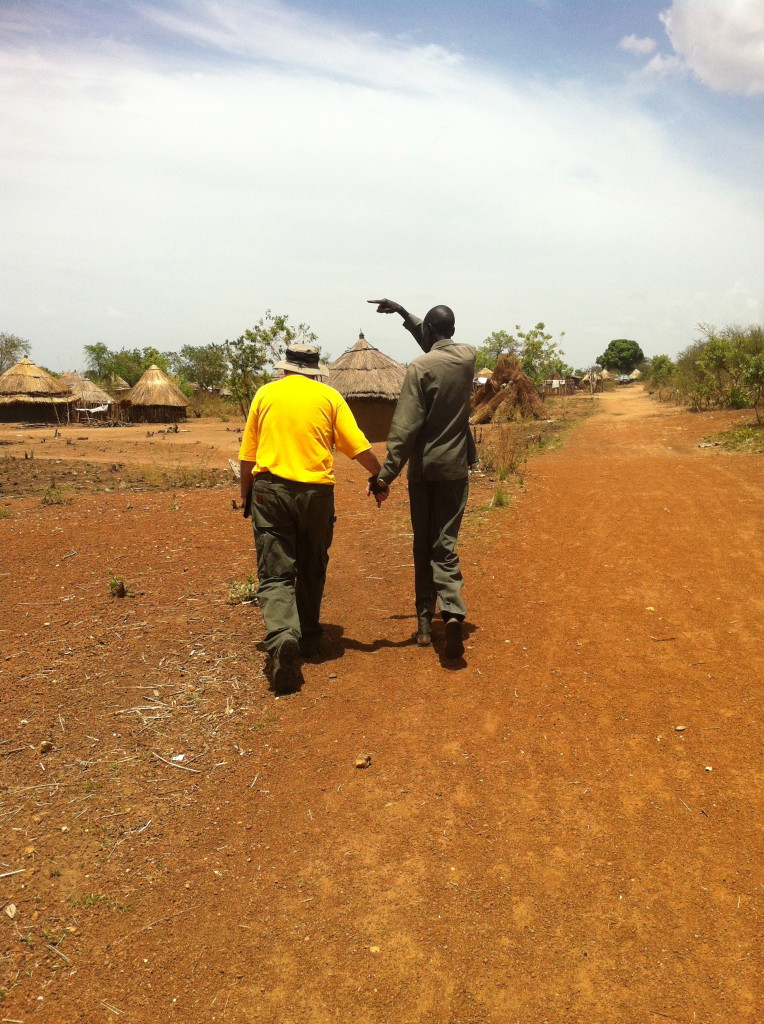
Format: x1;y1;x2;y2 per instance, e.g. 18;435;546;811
303;619;477;671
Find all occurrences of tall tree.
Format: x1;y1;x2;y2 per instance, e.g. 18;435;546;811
475;323;571;384
474;330;516;371
225;311;317;416
83;344;173;386
171;344;229;390
0;332;32;373
597;339;645;373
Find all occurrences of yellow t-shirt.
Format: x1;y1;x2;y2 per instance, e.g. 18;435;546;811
238;374;370;485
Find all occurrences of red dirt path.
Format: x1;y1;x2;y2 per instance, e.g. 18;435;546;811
1;388;762;1023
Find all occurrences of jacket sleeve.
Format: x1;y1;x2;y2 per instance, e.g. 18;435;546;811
379;364;427;485
402;314;428;354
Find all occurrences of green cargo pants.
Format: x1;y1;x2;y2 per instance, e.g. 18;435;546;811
408;477;468;633
251;474;335;656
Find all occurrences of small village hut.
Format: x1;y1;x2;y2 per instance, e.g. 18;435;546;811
628;368;642;380
122;364;189;422
328;333;406;442
59;372;113;421
0;357;75;423
106;374;131;397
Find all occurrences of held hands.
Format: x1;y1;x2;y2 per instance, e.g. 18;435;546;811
367;298;406;317
366;475;390;508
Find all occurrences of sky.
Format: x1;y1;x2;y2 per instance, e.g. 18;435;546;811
1;0;762;372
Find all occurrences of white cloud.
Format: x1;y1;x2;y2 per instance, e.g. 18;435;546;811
619;34;657;56
658;0;764;94
0;1;761;372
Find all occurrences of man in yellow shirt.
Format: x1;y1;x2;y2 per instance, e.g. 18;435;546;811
239;344;387;694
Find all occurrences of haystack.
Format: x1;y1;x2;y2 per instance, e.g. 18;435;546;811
470;353;544;424
329;333;406;442
59;372;113;420
123;364;188;422
0;357;74;423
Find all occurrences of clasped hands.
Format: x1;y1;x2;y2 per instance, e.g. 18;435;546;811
366;475;390;508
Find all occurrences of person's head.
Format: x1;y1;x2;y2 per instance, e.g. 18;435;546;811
274;344;329;378
422;304;455;351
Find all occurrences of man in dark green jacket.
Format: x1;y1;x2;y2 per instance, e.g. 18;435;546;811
368;298;476;659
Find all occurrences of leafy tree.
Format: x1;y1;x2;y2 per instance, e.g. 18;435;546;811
0;332;32;373
224;311;317;416
474;331;516;371
742;354;764;422
516;323;572;384
475;323;571;384
170;344;229;390
597;339;645;373
663;323;763;412
649;354;675;385
83;344;173;386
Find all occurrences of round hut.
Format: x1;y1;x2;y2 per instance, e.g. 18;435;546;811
328;333;406;443
106;374;131;398
123;364;189;423
0;357;74;423
59;372;113;422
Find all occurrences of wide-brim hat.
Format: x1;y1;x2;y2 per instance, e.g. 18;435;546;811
274;344;329;377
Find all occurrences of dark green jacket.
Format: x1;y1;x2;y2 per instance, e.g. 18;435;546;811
380;316;476;484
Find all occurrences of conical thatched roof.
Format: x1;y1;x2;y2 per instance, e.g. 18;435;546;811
108;374;130;392
476;367;493;378
328;334;406;401
60;371;113;406
124;364;188;408
0;357;74;405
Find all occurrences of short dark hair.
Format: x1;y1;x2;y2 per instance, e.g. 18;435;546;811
424;304;455;338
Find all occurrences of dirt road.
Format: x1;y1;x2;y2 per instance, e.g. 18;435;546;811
1;388;761;1022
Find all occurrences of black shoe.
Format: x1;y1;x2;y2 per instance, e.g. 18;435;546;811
444;619;465;659
298;638;320;658
272;636;299;693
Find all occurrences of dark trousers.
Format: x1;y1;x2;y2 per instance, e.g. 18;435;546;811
408;477;468;632
251;475;335;655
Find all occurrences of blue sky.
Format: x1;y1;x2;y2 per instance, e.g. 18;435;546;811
1;0;762;372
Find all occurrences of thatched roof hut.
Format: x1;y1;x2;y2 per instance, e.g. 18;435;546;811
123;364;188;422
59;372;113;421
328;333;406;442
103;374;130;396
0;357;75;423
104;374;130;393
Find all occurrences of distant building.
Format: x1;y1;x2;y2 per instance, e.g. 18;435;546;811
122;364;189;422
0;357;75;423
328;333;406;443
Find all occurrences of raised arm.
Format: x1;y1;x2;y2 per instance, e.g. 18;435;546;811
368;298;426;352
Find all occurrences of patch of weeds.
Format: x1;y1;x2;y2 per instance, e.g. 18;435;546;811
0;508;15;519
168;492;180;511
108;570;128;598
220;414;230;423
41;486;72;506
226;575;259;606
708;422;764;453
69;892;108;909
140;461;229;490
491;486;510;509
